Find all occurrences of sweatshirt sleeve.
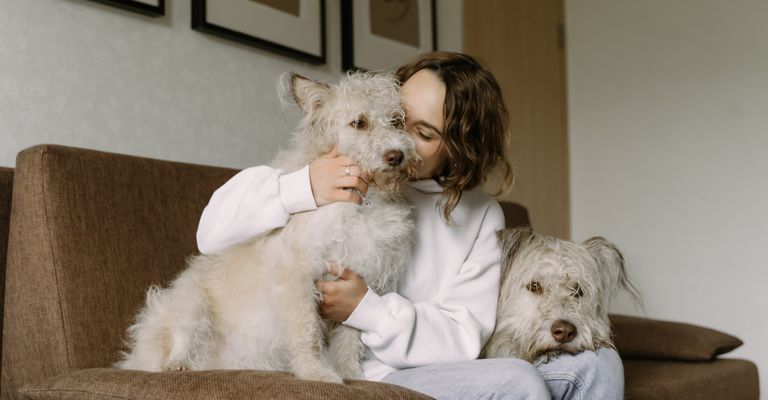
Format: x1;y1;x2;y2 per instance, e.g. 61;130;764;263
343;201;504;368
196;165;317;254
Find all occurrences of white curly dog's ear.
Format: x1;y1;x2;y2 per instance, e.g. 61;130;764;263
278;72;332;114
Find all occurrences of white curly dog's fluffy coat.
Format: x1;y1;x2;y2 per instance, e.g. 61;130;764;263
483;227;640;363
116;72;418;383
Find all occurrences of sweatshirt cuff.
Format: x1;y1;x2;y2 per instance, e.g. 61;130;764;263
278;165;317;214
343;287;390;332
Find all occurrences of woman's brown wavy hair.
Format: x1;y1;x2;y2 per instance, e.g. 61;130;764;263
396;52;513;223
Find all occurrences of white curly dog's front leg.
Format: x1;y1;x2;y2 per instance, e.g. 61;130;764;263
328;324;365;380
277;259;344;383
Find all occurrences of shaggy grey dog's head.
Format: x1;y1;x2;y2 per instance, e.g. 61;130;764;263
483;227;641;362
272;72;418;194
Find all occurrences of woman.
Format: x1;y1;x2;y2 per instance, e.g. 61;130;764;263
197;52;623;399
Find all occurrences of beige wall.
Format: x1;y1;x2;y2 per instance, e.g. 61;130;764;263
567;0;768;395
0;0;462;169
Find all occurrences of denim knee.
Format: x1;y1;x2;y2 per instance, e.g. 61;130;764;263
493;358;551;400
381;358;551;400
535;347;624;400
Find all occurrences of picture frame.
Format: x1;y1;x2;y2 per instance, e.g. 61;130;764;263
192;0;326;65
341;0;436;72
90;0;165;17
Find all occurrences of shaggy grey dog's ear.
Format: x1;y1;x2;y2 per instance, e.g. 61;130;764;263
278;72;331;114
497;227;534;275
583;237;642;304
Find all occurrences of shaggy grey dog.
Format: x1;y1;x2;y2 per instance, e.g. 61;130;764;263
116;72;418;383
483;227;640;362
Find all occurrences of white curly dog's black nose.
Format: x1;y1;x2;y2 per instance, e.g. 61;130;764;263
384;150;404;167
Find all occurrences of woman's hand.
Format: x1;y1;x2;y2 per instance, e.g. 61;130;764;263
316;265;368;322
309;147;369;206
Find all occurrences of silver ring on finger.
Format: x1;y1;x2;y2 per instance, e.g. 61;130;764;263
345;166;351;176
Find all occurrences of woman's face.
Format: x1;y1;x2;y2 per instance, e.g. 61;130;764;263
401;69;449;180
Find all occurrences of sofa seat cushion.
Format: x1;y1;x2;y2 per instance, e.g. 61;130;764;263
18;368;433;400
623;359;759;400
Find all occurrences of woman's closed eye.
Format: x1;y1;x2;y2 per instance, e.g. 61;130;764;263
417;125;441;140
409;121;442;140
417;129;434;140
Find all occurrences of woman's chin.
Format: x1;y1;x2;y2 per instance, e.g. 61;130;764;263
409;170;432;180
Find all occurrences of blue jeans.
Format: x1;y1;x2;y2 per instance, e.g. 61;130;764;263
381;348;623;400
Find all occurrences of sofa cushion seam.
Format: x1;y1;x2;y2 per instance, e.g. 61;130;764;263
40;145;73;368
21;388;134;400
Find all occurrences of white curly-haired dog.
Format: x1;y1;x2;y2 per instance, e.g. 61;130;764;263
482;227;640;362
116;72;418;383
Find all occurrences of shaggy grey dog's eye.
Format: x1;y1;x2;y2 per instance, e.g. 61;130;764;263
526;281;543;295
391;116;404;129
572;284;584;298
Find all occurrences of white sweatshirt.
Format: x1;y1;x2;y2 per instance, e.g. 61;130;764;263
197;166;503;381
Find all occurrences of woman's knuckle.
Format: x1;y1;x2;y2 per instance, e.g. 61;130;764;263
333;191;347;201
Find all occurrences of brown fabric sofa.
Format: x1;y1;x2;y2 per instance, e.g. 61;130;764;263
0;145;759;399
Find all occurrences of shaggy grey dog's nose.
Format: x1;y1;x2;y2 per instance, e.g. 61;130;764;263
551;320;577;343
384;150;404;166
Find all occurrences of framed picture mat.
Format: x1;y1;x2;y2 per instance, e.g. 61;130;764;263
192;0;326;64
341;0;436;71
91;0;165;16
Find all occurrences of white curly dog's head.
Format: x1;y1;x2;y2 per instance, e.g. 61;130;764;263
274;72;418;193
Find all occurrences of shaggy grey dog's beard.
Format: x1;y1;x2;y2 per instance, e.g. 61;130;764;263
482;227;641;363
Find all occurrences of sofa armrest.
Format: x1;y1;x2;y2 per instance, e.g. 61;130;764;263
609;314;743;361
18;368;432;400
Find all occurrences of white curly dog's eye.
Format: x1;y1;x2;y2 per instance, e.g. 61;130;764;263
526;281;543;295
572;284;585;298
391;116;404;129
350;117;368;130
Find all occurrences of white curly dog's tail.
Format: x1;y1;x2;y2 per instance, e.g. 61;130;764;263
116;271;215;371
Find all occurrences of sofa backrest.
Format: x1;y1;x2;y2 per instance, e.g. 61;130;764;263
498;201;530;230
0;167;14;385
0;145;533;399
0;168;12;278
1;145;237;399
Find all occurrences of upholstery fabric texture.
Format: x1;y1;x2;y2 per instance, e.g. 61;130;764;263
1;145;238;399
0;145;759;400
0;167;12;281
610;314;743;361
17;369;431;400
499;201;530;229
623;359;759;400
0;167;13;372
